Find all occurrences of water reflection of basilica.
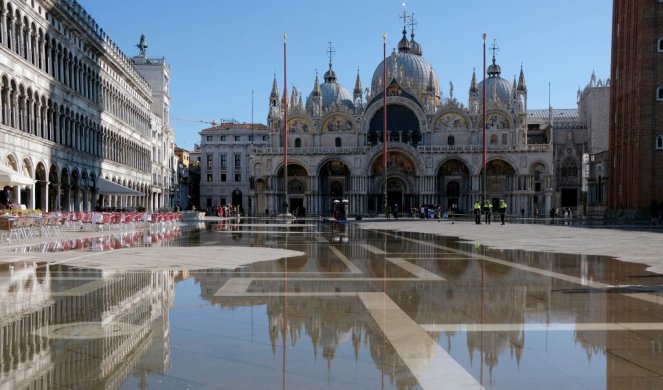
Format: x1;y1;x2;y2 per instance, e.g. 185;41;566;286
191;226;653;389
0;261;177;389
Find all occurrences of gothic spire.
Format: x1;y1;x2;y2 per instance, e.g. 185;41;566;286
470;67;478;93
517;65;527;91
353;68;362;99
270;74;279;98
312;71;321;96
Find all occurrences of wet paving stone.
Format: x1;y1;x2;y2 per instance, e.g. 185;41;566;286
0;219;662;389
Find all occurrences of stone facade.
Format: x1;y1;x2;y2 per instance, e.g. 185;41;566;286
0;0;176;212
198;123;269;213
247;26;555;217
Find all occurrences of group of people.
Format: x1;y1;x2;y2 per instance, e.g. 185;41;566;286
215;204;240;218
473;199;508;225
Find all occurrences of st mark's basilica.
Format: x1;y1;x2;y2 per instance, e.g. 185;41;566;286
248;20;557;217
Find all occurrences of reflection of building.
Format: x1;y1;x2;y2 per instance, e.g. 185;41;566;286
0;0;176;212
609;0;663;218
0;262;176;388
251;16;559;216
198;123;269;213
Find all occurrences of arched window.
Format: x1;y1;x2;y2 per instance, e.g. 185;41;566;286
294;138;301;148
447;135;455;146
335;137;342;147
657;87;663;101
490;134;498;145
658;38;663;52
656;135;663;150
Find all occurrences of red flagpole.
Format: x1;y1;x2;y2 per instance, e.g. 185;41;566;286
482;33;487;205
283;32;289;214
383;33;388;215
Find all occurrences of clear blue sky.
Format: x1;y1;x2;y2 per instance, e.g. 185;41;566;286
77;0;612;150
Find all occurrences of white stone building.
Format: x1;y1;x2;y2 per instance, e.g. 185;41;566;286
199;122;269;213
0;0;175;212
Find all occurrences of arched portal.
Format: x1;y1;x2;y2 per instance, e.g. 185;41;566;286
35;162;47;211
60;168;70;211
232;189;243;213
480;159;516;207
277;163;307;214
319;159;350;215
370;151;417;213
437;159;471;212
48;165;59;211
368;104;421;146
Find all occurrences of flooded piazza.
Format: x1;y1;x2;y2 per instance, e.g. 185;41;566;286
0;219;662;389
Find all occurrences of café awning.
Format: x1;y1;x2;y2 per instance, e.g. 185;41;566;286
96;177;143;195
0;163;34;187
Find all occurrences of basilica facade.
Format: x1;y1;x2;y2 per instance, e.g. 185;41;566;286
249;27;555;217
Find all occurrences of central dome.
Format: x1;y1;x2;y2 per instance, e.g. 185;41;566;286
370;31;440;99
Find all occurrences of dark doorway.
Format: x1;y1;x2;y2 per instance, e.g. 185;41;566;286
561;188;578;207
232;190;243;211
290;198;304;216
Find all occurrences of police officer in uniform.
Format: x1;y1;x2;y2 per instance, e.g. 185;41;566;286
473;201;482;224
483;200;493;224
499;199;507;225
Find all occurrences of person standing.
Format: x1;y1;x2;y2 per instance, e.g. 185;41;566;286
483;200;493;224
473;201;482;224
499;199;507;225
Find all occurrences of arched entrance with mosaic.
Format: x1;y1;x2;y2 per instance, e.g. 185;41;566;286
437;159;471;212
480;159;516;208
318;159;350;216
370;151;417;214
277;163;308;215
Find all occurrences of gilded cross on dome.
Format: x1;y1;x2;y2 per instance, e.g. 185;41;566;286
490;39;500;61
326;42;335;69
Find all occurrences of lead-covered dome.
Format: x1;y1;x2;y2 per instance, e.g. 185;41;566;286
306;66;354;111
477;57;513;104
370;29;440;99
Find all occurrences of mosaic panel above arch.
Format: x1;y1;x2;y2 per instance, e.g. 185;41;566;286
482;112;511;130
287;117;312;134
434;113;467;130
371;151;416;175
322;114;353;132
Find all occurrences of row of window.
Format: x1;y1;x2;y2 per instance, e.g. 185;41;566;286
206;135;268;142
206;173;241;183
289;134;509;148
1;0;152;136
0;75;151;171
205;154;242;169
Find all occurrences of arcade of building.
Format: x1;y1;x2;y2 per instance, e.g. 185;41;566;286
0;0;176;212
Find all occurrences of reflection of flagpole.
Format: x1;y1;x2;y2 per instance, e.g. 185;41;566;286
482;33;487;205
382;33;388;216
283;32;289;215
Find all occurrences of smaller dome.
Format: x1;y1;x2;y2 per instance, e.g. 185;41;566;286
410;39;422;56
324;68;337;83
398;29;411;53
487;62;501;77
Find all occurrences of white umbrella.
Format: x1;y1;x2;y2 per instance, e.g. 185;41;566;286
0;164;34;187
